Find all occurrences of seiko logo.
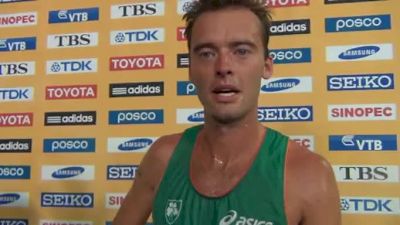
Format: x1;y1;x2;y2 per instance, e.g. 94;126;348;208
0;219;28;225
0;139;31;153
325;0;385;4
177;81;197;96
326;43;393;62
0;12;37;27
0;166;30;179
266;0;309;7
177;53;189;68
219;210;273;225
329;134;397;151
0;37;36;52
333;165;400;183
42;165;94;180
0;61;35;76
47;32;98;48
177;27;186;41
48;7;99;23
40;220;93;225
41;193;94;208
327;73;394;91
328;104;396;121
110;28;164;45
109;55;164;71
290;135;314;151
270;19;310;35
176;109;204;124
111;2;164;19
107;137;157;153
260;77;312;93
107;165;138;180
105;193;126;209
0;113;33;127
0;87;33;102
110;82;163;97
108;110;163;125
326;14;391;32
46;85;97;100
43;138;95;153
340;197;400;214
0;192;29;207
269;48;311;64
44;111;96;126
47;58;97;74
258;106;313;122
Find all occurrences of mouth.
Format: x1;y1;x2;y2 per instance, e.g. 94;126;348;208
212;85;240;101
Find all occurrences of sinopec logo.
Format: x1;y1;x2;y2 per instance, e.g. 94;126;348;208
0;139;31;153
0;37;36;52
176;109;204;124
329;134;397;151
177;53;189;68
0;61;35;77
340;197;400;215
266;0;309;7
46;58;97;75
111;2;165;19
326;14;391;32
258;106;313;122
43;138;95;153
110;55;164;71
107;165;138;180
44;111;96;126
270;19;310;35
0;219;28;225
110;28;164;45
0;192;29;207
177;27;186;41
269;48;311;64
42;165;95;180
326;43;393;62
47;32;98;48
261;77;312;93
289;135;314;151
108;137;157;153
328;104;396;121
327;73;394;91
48;7;99;23
0;113;33;127
105;193;126;209
333;165;400;183
41;192;94;208
40;220;93;225
0;166;30;179
0;87;34;102
0;11;37;27
110;82;163;97
325;0;385;4
177;81;197;96
109;109;163;125
46;84;97;100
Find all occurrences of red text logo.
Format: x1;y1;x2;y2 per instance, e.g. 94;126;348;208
109;55;164;71
46;85;97;100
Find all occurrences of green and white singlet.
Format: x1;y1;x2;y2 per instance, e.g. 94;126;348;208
153;125;289;225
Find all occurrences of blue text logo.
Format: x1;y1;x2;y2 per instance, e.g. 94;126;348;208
269;48;311;64
177;81;197;95
328;73;394;91
43;138;95;153
326;14;391;32
49;7;99;23
41;192;94;208
0;37;36;52
258;106;313;122
0;166;30;179
107;165;138;180
329;135;397;151
109;109;163;125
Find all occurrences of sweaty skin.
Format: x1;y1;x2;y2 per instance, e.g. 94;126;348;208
113;6;341;225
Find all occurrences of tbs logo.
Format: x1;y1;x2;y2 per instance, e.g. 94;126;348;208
41;192;94;208
269;48;311;64
177;81;197;95
0;112;33;127
260;77;312;93
341;197;400;215
327;73;394;91
108;137;157;153
266;0;310;7
109;109;163;125
329;134;397;151
0;11;37;27
326;43;393;62
47;32;98;48
42;165;95;180
326;14;391;32
0;37;36;52
43;138;95;153
48;7;99;23
258;106;313;122
110;28;164;45
107;165;138;180
0;192;29;207
47;58;97;74
111;2;165;19
0;61;35;77
0;166;30;179
333;165;400;183
0;87;34;102
176;109;204;124
105;193;126;209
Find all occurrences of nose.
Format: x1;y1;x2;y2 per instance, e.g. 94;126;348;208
215;51;233;77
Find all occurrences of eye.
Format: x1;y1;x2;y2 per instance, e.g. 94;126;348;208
234;48;250;56
198;49;216;59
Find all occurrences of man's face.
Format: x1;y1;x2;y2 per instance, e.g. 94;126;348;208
189;6;272;124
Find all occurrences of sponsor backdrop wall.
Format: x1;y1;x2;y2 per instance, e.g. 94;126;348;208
0;0;399;224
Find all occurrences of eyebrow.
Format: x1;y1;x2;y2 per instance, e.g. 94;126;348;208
192;40;257;53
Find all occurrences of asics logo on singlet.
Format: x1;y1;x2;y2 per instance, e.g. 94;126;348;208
219;210;274;225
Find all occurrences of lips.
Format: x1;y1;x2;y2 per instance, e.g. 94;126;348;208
212;84;240;102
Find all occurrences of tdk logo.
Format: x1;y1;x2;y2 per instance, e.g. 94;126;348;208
177;0;196;15
327;73;394;91
40;220;93;225
325;0;385;4
105;193;126;209
0;37;36;52
340;197;400;215
42;165;95;180
176;109;204;124
270;19;310;35
46;58;97;75
326;43;393;62
328;104;396;121
0;219;28;225
333;165;400;183
110;28;164;45
0;61;35;77
258;106;313;122
111;2;164;19
266;0;310;7
41;192;94;208
0;139;32;153
46;85;97;100
261;76;312;93
269;48;311;64
43;138;95;153
0;192;29;207
0;113;33;127
47;32;98;48
110;55;164;71
109;109;163;125
0;87;33;102
0;166;30;179
177;53;189;68
44;111;96;126
177;81;197;96
110;82;163;97
326;14;391;32
49;7;99;23
0;11;37;27
329;134;397;151
107;165;138;180
107;137;157;153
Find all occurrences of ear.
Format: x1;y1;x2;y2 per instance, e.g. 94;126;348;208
262;56;273;79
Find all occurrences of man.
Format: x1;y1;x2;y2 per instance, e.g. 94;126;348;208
113;1;341;224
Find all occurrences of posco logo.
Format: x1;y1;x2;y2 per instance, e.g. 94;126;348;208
107;165;138;180
0;219;28;225
108;137;157;153
269;48;311;64
327;73;394;91
43;138;95;153
0;192;28;207
110;28;164;45
258;106;313;122
326;14;391;32
261;77;312;93
109;109;163;125
42;165;95;180
326;43;393;62
329;134;397;151
41;192;94;208
48;7;99;23
0;166;30;179
177;81;197;95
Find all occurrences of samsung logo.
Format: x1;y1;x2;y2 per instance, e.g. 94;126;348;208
48;7;99;23
40;220;92;225
0;61;35;77
43;138;95;153
0;192;28;207
109;109;163;125
108;137;157;153
270;19;310;35
0;87;33;102
326;43;393;62
269;48;311;64
0;37;36;52
42;165;95;180
41;192;94;208
0;139;31;153
341;197;400;215
329;134;397;151
110;28;164;45
111;2;165;19
44;111;96;126
46;58;97;75
328;104;396;121
0;11;37;27
107;165;138;180
176;109;204;124
0;166;30;179
0;219;28;225
327;73;394;91
177;81;197;96
261;77;312;93
258;106;313;122
110;82;164;97
325;14;391;32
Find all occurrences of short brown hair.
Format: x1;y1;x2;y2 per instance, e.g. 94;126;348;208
182;0;272;56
